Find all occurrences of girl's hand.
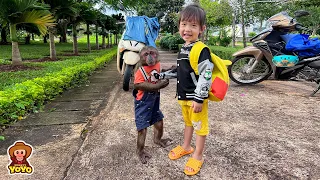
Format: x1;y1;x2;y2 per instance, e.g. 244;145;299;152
191;101;203;113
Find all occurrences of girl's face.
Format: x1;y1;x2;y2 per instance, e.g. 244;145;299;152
179;20;205;45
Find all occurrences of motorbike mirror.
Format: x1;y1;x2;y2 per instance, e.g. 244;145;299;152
294;10;310;18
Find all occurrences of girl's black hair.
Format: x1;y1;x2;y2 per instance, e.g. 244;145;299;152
178;4;206;26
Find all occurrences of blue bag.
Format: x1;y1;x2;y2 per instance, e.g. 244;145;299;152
285;34;320;57
123;16;160;48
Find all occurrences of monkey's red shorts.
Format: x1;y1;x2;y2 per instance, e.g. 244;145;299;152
134;91;164;131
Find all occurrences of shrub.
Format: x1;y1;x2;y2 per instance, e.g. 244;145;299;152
160;33;184;50
248;32;257;37
218;29;232;47
208;36;219;46
160;35;171;49
219;36;232;47
209;46;240;60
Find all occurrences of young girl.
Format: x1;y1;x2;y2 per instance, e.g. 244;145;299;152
168;4;214;176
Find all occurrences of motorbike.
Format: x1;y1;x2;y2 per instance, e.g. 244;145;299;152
117;16;160;91
117;38;145;91
228;11;320;96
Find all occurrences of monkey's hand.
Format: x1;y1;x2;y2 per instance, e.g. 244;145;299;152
134;79;169;92
157;79;169;89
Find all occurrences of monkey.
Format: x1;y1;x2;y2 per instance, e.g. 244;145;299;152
133;46;172;164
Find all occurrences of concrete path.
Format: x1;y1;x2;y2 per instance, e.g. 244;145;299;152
0;50;320;179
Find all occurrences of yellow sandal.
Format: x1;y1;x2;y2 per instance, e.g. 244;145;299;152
184;157;204;176
168;145;194;160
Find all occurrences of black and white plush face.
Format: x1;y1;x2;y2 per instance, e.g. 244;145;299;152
140;46;159;66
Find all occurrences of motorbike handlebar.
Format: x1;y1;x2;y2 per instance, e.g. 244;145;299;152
295;24;312;34
154;69;177;80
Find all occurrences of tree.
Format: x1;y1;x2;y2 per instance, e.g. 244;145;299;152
296;0;320;7
250;1;281;31
42;0;78;60
229;0;256;47
51;0;78;43
80;2;98;52
103;0;149;11
16;23;41;44
136;0;184;34
200;0;232;42
98;14;116;48
111;13;124;45
287;0;320;36
69;1;99;55
0;0;55;65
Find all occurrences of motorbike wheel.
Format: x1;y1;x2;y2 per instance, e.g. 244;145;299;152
123;64;134;91
228;56;272;85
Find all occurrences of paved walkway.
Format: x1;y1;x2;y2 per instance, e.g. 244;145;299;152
0;49;320;179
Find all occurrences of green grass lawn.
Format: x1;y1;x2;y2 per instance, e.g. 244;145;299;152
0;35;119;62
0;49;116;90
0;35;118;90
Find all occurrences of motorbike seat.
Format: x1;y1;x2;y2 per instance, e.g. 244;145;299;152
308;60;320;69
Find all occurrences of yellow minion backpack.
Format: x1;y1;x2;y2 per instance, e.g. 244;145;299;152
189;41;232;102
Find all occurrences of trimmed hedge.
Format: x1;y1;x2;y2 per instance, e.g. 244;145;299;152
0;47;117;125
209;46;241;60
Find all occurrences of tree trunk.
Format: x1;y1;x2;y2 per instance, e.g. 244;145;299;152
87;23;91;52
25;35;31;44
96;25;99;50
43;35;48;43
205;29;209;43
49;27;57;60
232;12;236;48
1;28;8;44
102;34;106;49
10;24;22;65
12;41;22;65
61;23;67;43
73;24;78;55
240;0;247;47
259;20;263;32
32;33;34;41
108;33;110;48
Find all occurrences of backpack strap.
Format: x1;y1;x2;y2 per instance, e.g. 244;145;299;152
139;66;149;81
190;41;232;74
189;41;207;75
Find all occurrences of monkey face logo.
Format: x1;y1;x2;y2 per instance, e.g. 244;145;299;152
7;141;34;175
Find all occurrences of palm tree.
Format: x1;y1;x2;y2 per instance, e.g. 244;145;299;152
80;3;98;52
70;2;99;55
42;0;77;60
97;13;111;49
0;0;55;65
